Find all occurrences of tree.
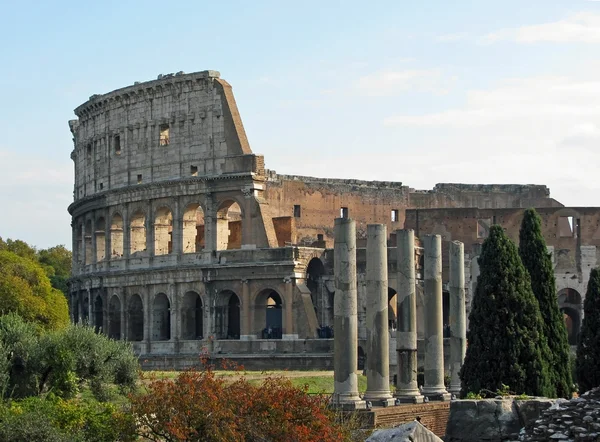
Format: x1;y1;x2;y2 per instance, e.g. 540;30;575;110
576;268;600;393
519;208;573;398
460;225;554;397
129;362;350;442
0;250;69;330
38;245;72;296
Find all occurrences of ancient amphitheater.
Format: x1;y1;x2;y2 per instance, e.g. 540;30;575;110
68;70;599;369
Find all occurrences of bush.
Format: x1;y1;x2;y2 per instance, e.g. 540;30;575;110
576;268;600;393
0;313;139;400
129;362;350;442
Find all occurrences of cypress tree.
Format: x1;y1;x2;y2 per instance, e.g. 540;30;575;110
460;225;554;398
576;268;600;393
519;208;573;398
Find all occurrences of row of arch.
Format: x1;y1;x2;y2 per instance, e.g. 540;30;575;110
75;288;285;341
76;199;243;266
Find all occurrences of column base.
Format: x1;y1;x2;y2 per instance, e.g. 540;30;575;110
240;335;255;341
449;384;461;396
394;393;425;404
330;397;367;410
422;389;452;401
363;392;395;407
282;334;298;340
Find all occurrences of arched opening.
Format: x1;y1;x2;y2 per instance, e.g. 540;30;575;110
254;289;283;339
152;293;171;341
95;217;106;262
73;297;80;324
388;287;397;330
130;211;146;255
93;295;103;333
443;290;450;337
154;207;173;256
108;295;121;340
181;291;203;339
76;224;83;266
215;290;240;339
110;213;124;258
84;220;93;265
306;258;325;323
82;296;89;324
183;204;205;253
216;200;243;250
127;294;144;341
558;288;582;345
357;346;366;371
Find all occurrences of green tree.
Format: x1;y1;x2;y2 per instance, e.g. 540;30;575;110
519;208;573;398
460;225;554;397
38;246;72;296
576;268;600;393
0;250;69;330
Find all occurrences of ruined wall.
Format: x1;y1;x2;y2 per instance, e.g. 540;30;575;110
264;172;557;247
69;70;261;201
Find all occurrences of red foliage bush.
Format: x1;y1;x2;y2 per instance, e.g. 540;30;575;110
128;361;349;442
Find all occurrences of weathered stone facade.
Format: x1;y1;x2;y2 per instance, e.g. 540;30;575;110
68;70;599;369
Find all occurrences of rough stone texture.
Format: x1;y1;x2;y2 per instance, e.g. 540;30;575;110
445;398;556;442
332;218;365;409
366;421;443;442
449;241;466;395
364;224;394;405
520;388;600;441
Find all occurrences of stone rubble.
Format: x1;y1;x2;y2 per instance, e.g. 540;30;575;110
519;388;600;441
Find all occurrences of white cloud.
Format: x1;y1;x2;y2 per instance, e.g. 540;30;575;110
0;149;73;248
481;12;600;44
355;69;455;97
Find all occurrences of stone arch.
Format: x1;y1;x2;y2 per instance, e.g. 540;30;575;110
108;295;121;340
388;287;397;330
84;219;93;264
127;294;144;341
154;206;173;256
254;288;283;339
181;291;203;339
216;199;243;250
130;211;146;254
152;293;171;341
558;288;582;345
82;296;89;324
215;290;240;339
93;295;103;332
183;203;205;253
95;216;106;262
110;213;124;258
306;257;325;322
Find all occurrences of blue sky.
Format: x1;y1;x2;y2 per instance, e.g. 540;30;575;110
2;0;600;248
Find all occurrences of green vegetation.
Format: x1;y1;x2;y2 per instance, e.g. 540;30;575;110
460;225;554;398
519;208;573;398
576;268;600;393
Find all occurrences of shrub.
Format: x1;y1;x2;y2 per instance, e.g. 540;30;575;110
576;268;600;393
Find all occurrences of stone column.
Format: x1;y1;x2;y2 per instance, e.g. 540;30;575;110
332;218;366;410
395;229;424;403
143;287;151;354
240;279;253;340
283;278;296;340
363;224;395;406
449;241;466;395
422;234;451;401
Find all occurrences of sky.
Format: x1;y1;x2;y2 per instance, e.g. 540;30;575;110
2;0;600;249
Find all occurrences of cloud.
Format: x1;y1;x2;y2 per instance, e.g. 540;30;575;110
355;69;455;97
0;149;73;248
436;32;469;42
481;12;600;44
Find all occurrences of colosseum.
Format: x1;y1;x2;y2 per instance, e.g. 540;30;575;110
68;70;600;370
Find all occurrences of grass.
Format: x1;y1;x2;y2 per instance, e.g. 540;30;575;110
145;370;370;394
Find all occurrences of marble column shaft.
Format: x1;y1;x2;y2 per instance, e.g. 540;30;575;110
395;229;424;403
333;218;366;410
449;240;466;395
364;224;394;405
422;234;451;400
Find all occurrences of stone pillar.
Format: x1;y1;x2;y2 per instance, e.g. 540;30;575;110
422;234;451;401
203;193;217;262
143;287;151;354
395;229;424;403
364;224;395;406
332;218;366;410
170;283;179;354
240;279;253;340
283;278;296;340
449;241;466;395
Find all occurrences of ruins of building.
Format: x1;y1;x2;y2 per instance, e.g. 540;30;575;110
68;70;594;369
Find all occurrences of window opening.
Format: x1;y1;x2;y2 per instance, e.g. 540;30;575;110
341;207;349;219
159;124;170;146
190;165;198;176
114;135;121;155
293;205;301;218
137;174;142;184
391;209;399;222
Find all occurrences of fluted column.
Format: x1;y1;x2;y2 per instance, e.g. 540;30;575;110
395;229;424;403
449;241;466;395
422;234;451;401
363;224;394;406
332;218;366;410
